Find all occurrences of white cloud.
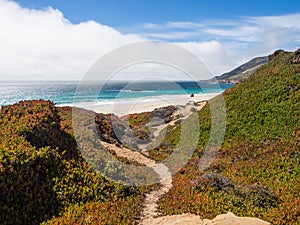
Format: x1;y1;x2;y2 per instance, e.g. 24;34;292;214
140;31;197;40
111;62;193;81
249;14;300;29
140;14;300;65
166;21;205;29
0;0;142;79
1;0;299;80
142;23;162;30
0;0;239;79
175;41;238;75
203;26;260;42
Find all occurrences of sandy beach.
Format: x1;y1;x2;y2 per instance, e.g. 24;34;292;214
88;93;219;116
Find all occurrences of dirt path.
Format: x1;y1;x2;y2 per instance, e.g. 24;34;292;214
153;101;207;137
101;102;271;225
139;103;208;223
101;141;173;224
101;141;155;166
101;102;209;224
140;163;172;224
139;101;207;153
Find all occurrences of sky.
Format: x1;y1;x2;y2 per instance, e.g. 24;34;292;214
1;0;300;80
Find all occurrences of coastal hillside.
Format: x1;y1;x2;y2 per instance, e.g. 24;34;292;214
216;56;268;82
0;49;299;225
157;50;300;224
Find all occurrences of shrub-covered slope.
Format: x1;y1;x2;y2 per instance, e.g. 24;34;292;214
0;100;143;225
158;50;300;224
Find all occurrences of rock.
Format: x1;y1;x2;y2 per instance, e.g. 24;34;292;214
96;112;154;149
95;113;124;144
199;173;234;190
192;173;278;207
152;106;177;123
203;212;271;225
147;117;165;127
142;212;270;225
291;48;300;64
268;49;286;61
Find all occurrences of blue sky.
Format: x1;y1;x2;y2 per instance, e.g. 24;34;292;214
0;0;300;79
13;0;300;27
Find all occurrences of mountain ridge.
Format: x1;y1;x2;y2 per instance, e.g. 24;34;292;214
216;56;268;82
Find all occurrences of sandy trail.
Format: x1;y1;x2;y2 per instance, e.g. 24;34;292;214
101;103;204;224
140;163;172;224
101;141;173;224
101;141;155;166
139;101;206;152
100;102;271;225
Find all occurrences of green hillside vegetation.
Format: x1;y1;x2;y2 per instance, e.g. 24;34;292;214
0;101;144;225
157;50;300;224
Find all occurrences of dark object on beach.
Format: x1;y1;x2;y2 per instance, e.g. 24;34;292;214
190;93;194;97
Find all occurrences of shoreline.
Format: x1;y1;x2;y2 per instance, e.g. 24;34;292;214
67;93;219;116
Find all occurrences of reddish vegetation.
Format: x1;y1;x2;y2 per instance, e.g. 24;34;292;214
0;100;143;225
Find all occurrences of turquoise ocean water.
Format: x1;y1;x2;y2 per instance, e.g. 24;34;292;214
0;80;233;108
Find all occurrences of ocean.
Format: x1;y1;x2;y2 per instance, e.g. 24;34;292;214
0;80;233;108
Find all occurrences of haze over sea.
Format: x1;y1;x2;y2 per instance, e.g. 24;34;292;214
0;80;233;109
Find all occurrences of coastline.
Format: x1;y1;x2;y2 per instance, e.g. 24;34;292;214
70;93;219;116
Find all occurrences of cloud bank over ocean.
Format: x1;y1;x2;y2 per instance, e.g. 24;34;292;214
0;0;299;80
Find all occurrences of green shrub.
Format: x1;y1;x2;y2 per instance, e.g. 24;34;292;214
158;51;300;225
